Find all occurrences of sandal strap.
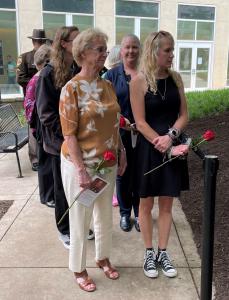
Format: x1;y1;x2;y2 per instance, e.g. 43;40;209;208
96;258;119;279
74;271;96;292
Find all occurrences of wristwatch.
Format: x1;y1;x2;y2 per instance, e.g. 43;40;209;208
167;127;180;140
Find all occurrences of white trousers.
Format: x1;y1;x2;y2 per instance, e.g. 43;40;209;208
61;154;116;273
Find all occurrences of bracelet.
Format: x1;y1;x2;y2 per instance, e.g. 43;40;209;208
119;148;126;152
167;127;180;140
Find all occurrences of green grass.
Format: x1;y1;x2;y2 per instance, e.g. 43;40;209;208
186;88;229;120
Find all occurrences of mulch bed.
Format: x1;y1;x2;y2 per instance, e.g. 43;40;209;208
180;111;229;300
0;201;14;221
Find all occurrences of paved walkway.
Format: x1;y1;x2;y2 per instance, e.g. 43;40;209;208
0;146;201;300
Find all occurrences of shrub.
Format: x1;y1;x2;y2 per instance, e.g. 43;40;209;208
186;89;229;120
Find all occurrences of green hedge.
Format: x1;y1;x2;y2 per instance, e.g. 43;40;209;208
186;88;229;120
17;88;229;124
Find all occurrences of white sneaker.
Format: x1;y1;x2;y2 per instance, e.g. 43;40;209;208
157;250;177;278
58;233;70;250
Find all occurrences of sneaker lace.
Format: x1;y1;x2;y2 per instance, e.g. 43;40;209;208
145;250;156;269
159;251;174;269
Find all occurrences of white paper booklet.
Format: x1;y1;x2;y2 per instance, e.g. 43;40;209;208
75;176;109;207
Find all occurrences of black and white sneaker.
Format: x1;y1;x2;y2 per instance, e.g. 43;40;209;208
87;229;95;240
157;250;177;278
143;249;158;278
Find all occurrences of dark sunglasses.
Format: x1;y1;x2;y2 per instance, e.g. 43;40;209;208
152;31;167;41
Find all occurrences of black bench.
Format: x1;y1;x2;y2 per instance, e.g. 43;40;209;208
0;104;29;177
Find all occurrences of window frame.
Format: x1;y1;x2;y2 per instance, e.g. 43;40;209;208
42;0;95;36
176;3;216;42
115;0;160;43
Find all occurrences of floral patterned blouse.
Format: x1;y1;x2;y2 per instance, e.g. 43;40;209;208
59;75;120;168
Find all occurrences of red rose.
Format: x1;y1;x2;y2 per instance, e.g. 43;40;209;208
103;151;116;161
202;130;215;141
119;115;126;128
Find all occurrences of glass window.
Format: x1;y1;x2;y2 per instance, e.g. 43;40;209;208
196;22;214;41
42;0;93;14
195;72;208;88
72;15;93;31
115;1;159;43
179;48;192;71
196;48;209;71
177;20;195;40
116;17;135;44
0;0;15;9
43;13;65;40
178;5;215;20
140;19;158;43
177;5;215;41
116;0;158;18
0;10;20;97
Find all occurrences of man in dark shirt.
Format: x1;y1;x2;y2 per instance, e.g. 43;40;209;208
16;29;49;172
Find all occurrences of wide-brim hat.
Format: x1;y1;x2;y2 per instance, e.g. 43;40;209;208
28;29;48;40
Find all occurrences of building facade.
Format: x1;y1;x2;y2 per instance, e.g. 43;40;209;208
0;0;229;100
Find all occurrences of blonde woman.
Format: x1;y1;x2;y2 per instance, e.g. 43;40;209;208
130;31;189;278
60;28;126;292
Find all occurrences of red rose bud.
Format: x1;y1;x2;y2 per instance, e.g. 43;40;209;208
103;151;116;161
202;130;215;141
119;115;126;128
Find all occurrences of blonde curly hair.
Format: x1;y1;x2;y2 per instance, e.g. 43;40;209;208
51;26;79;89
139;31;182;93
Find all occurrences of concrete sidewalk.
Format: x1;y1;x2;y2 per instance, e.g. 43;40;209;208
0;146;201;300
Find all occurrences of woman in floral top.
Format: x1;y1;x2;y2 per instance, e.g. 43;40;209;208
60;28;126;292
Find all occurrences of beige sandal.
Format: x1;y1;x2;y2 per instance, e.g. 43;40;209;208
96;258;119;280
74;270;96;292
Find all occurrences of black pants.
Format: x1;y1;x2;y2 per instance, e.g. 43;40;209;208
37;143;54;204
51;154;69;235
116;132;139;218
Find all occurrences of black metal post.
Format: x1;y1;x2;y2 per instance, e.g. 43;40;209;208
201;155;219;300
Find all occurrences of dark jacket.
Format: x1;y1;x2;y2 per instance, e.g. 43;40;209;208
16;49;37;95
35;63;80;155
104;63;134;124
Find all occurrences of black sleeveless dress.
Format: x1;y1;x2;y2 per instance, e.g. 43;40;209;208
135;76;189;198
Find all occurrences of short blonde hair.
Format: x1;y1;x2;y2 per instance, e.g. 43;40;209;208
34;44;52;67
140;31;175;93
107;45;121;68
72;28;108;66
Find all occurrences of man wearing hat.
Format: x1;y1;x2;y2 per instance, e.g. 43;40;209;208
16;29;48;173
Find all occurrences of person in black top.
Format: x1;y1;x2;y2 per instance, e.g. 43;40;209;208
130;31;189;279
105;34;141;233
36;26;80;249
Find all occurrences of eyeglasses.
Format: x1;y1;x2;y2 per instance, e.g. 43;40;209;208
89;47;109;55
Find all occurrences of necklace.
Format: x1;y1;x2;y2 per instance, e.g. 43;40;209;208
157;78;167;100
